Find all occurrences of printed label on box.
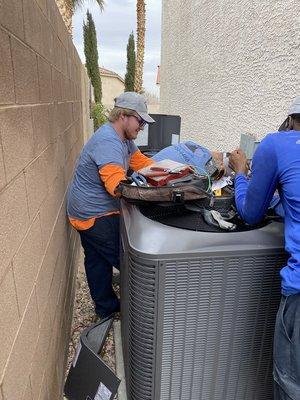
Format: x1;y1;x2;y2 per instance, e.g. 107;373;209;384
94;382;112;400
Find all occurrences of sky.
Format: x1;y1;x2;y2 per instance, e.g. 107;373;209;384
72;0;162;96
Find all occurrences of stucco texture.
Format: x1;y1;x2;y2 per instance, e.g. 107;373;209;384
101;75;125;111
160;0;300;150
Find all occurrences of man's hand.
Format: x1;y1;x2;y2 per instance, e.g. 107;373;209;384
229;149;248;174
211;151;225;179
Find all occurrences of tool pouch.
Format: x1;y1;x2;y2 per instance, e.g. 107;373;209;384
118;174;211;205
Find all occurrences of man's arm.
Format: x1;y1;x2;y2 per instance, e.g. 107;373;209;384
91;138;128;197
99;164;126;197
129;149;154;171
230;136;278;225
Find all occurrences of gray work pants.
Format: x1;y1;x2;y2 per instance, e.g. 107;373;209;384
273;293;300;400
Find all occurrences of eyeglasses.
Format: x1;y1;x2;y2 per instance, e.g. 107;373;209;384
131;114;147;128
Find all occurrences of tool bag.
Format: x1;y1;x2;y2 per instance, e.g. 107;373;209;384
118;174;211;205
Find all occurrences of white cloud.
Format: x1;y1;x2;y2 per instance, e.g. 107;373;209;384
72;0;161;95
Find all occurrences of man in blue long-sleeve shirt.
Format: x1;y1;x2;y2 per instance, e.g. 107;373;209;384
229;96;300;400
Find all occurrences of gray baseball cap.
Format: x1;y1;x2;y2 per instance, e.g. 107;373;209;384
114;92;155;124
279;96;300;131
288;96;300;115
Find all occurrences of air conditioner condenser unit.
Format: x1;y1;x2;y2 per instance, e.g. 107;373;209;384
120;201;286;400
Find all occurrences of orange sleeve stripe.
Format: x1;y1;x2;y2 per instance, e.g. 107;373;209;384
69;211;120;231
129;150;154;171
99;164;126;196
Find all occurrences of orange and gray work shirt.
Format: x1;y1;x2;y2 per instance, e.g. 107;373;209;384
67;122;153;231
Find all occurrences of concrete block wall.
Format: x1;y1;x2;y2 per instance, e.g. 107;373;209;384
81;66;94;144
160;0;300;150
0;0;85;399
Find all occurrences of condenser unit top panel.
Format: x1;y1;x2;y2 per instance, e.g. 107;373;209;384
121;201;285;259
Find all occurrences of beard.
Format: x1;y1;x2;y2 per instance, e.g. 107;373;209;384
124;127;140;140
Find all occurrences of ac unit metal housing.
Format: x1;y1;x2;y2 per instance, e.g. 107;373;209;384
120;202;285;400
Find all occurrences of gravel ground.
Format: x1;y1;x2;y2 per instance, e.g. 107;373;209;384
65;249;120;397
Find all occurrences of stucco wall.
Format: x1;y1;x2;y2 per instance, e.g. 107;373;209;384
160;0;300;150
148;103;160;114
101;75;125;111
0;1;88;399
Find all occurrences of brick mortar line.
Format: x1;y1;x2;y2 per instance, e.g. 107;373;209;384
0;118;81;194
0;128;8;186
0;24;81;82
0;273;40;385
0;211;40;288
0;172;71;290
0;100;82;110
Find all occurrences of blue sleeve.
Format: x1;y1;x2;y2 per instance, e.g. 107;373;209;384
269;194;285;217
235;135;278;224
152;145;181;162
274;202;285;218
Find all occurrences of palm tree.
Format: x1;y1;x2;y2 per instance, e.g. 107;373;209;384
55;0;104;33
134;0;146;93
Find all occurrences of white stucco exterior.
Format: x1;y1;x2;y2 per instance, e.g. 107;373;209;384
160;0;300;150
101;73;125;112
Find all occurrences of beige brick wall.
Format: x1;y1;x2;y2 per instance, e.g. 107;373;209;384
81;66;94;143
160;0;300;150
0;0;87;399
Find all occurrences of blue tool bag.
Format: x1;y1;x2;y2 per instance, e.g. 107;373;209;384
152;141;219;177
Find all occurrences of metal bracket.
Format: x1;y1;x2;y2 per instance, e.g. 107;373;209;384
172;189;185;203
